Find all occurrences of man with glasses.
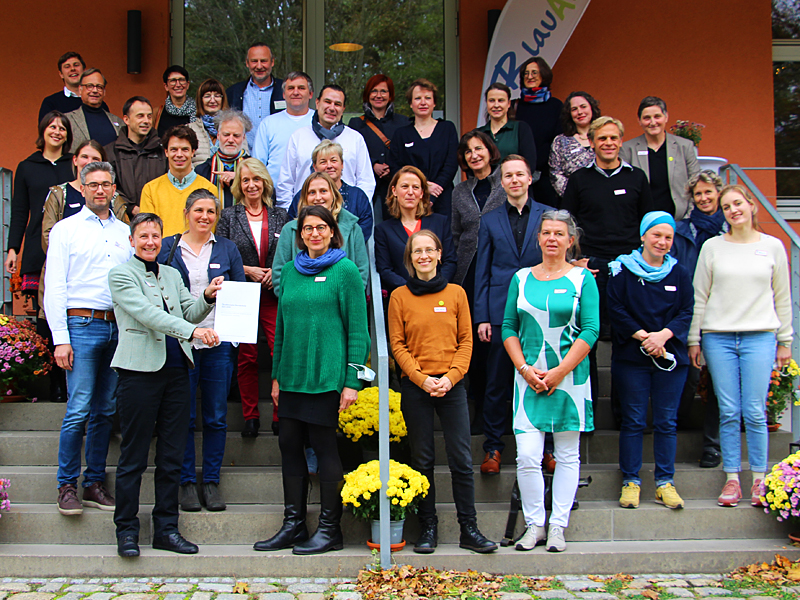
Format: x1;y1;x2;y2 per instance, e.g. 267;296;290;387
65;68;122;152
105;96;167;218
38;52;109;124
155;66;196;137
44;161;132;517
227;43;286;149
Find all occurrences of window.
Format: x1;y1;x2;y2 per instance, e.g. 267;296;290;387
773;0;800;207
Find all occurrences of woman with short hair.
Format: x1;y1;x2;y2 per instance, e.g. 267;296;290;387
549;91;601;198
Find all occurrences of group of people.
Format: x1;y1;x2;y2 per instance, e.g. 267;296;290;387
7;48;792;557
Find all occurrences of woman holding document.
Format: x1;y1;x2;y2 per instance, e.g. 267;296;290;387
159;189;245;513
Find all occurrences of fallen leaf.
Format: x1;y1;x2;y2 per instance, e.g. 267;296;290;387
233;582;249;594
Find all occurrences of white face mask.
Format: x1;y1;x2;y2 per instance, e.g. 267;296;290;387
639;346;677;372
348;363;376;382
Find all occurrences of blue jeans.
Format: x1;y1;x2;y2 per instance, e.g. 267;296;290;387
613;361;688;486
57;316;118;488
701;332;775;473
181;342;235;484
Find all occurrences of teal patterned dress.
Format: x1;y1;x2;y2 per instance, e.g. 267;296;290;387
501;266;600;433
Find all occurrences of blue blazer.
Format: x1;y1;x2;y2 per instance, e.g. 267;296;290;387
157;235;246;288
473;200;552;325
374;214;457;292
226;78;285;114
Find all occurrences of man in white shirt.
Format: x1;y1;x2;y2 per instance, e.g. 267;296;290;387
44;161;133;518
253;71;315;183
276;85;375;208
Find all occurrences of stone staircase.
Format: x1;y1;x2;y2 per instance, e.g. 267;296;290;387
0;342;798;576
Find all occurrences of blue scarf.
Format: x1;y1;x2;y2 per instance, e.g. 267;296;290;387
520;86;552;104
689;208;727;248
294;248;346;275
201;114;218;138
610;249;677;283
311;112;345;141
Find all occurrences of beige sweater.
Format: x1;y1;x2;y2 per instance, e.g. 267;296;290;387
688;233;793;346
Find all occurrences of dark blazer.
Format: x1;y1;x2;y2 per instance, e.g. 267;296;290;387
374;213;456;292
216;203;289;269
157;235;246;288
195;153;251;210
348;109;411;201
473;199;553;326
226;77;285;114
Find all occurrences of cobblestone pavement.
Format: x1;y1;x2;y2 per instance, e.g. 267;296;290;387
0;574;799;600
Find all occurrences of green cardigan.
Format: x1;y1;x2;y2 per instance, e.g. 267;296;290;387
272;257;370;394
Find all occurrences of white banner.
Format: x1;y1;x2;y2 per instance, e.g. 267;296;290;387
477;0;592;126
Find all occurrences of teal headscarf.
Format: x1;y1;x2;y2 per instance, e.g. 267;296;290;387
610;211;677;283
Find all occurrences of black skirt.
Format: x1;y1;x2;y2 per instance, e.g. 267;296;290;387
278;390;340;428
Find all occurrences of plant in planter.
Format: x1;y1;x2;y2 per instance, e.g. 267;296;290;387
0;315;53;399
669;120;705;147
758;451;800;531
338;386;406;451
766;359;800;427
0;478;10;517
341;459;429;549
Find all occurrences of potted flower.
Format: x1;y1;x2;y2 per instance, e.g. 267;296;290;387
669;120;705;147
341;459;429;550
338;387;407;455
0;479;9;517
766;359;800;430
758;451;800;539
0;315;53;400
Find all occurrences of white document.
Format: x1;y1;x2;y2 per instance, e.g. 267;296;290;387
214;281;261;343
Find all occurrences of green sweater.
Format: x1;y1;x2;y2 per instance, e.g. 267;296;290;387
272;257;370;394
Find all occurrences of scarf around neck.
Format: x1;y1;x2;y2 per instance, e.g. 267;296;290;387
689;208;727;247
520;86;552;104
363;102;395;121
294;248;346;275
165;96;197;122
610;248;677;283
312;112;345;140
201;114;218;138
210;150;246;197
406;270;447;296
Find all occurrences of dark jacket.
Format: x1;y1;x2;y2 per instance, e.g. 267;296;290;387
451;167;506;285
288;180;373;241
473;199;552;325
158;234;246;287
216;203;289;269
38;92;108;125
374;213;457;292
195;153;252;210
515;96;563;207
105;126;167;215
348;108;410;201
9;151;74;275
226;77;285;114
670;215;727;276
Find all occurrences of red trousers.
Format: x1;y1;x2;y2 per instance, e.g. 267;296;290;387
238;292;277;421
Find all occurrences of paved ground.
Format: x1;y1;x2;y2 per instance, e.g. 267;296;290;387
0;573;799;600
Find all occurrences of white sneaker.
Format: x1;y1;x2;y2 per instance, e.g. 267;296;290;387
546;525;566;552
515;525;546;550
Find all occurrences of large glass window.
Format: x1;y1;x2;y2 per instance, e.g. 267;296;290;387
773;0;800;203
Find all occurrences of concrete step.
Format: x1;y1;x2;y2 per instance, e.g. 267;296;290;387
0;498;788;546
0;538;795;577
0;463;752;505
0;429;792;467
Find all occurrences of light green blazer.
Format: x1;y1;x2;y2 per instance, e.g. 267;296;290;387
109;257;213;371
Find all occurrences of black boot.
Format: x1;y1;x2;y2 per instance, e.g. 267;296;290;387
414;516;438;554
292;480;344;555
459;519;498;553
254;476;309;551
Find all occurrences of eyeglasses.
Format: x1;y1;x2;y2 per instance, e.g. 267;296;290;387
82;83;105;91
84;182;114;191
202;92;223;101
167;77;188;86
465;145;486;154
523;69;540;78
412;247;439;256
370;89;389;96
302;224;329;234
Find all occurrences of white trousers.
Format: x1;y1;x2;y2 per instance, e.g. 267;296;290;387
515;431;581;528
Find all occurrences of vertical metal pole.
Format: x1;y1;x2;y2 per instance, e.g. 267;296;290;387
792;244;800;437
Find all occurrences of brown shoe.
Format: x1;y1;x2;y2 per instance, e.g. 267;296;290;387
57;484;83;516
543;452;556;474
82;482;115;511
481;450;501;475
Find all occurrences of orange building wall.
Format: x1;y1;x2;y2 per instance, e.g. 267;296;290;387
459;0;777;198
0;1;171;174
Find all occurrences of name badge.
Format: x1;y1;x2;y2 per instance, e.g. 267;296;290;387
68;203;80;208
637;150;648;156
570;147;583;153
210;263;220;269
144;281;155;287
614;189;626;195
755;250;768;256
665;285;677;292
315;276;326;282
405;142;414;147
434;307;447;312
554;289;567;294
274;100;287;110
274;233;281;237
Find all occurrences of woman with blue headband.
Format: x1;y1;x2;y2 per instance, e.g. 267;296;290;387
607;211;694;510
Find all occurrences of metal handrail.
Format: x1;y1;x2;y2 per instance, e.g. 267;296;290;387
720;164;800;435
366;234;392;568
1;168;12;312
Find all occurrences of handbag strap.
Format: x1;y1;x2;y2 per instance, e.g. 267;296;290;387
166;233;182;265
361;115;391;148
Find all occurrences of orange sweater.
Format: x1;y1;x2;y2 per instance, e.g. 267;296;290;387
388;283;472;388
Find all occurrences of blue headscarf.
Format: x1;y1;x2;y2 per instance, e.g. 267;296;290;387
610;211;677;283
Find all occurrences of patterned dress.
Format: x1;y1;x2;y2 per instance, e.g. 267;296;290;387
548;134;594;197
501;266;600;433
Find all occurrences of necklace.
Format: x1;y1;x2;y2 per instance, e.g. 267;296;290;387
538;264;569;279
245;205;263;218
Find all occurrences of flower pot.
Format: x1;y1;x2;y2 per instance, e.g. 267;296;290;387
768;423;781;433
0;395;26;403
369;519;405;550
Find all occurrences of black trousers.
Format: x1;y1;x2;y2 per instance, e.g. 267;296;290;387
114;367;190;539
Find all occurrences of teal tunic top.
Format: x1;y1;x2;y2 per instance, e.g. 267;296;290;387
501;266;600;432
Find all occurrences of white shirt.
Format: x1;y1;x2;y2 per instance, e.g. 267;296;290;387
177;234;216;349
44;206;133;346
276;125;375;208
253;109;315;183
